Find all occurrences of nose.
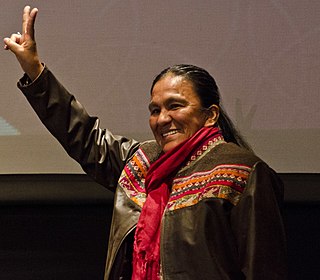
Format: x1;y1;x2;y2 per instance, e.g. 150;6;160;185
157;109;172;125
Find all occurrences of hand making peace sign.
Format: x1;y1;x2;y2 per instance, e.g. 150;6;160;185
4;6;43;81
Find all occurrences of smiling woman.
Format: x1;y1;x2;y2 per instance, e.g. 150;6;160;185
149;73;217;153
150;64;252;152
4;5;287;280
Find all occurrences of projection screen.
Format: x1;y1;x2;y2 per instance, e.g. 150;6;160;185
1;0;319;173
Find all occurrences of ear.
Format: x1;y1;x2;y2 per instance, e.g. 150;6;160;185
204;105;219;127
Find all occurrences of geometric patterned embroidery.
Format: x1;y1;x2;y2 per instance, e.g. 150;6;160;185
119;137;252;211
167;164;252;211
118;148;149;208
185;135;225;167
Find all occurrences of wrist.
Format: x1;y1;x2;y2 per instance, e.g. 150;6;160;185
27;62;44;81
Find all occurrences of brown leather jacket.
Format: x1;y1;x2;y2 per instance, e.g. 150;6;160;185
18;67;287;279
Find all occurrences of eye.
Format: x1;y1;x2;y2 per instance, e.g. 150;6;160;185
149;107;160;116
169;103;183;110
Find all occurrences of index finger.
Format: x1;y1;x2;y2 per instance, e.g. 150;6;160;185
22;5;38;39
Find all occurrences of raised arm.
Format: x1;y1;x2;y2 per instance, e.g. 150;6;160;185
4;5;43;80
4;6;140;189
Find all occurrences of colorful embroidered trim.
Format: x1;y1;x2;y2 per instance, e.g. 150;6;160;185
119;133;252;210
182;135;225;171
118;148;149;208
167;164;252;210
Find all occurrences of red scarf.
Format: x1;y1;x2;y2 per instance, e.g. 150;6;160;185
132;126;222;279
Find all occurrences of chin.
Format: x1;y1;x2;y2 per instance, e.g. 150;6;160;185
162;142;181;153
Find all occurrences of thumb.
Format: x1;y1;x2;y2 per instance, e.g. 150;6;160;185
3;37;21;53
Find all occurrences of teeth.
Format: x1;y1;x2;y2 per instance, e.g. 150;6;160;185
162;130;178;137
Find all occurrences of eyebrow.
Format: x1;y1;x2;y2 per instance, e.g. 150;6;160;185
148;102;157;112
148;96;189;111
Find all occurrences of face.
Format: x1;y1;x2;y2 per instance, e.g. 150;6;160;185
149;74;212;153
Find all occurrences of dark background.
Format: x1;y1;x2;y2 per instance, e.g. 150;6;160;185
0;173;319;280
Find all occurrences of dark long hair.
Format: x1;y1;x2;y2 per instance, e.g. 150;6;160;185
151;64;251;150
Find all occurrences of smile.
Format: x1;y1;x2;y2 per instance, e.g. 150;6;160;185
162;129;179;137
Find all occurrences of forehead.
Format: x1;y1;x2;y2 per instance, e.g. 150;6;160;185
151;74;199;102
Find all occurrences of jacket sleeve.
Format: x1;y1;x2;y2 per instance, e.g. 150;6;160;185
17;66;140;189
230;161;287;279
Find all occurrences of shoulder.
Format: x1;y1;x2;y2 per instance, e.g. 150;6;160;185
136;140;162;163
199;142;262;169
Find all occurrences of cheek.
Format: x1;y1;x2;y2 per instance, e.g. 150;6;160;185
179;112;205;127
185;119;207;135
149;117;157;133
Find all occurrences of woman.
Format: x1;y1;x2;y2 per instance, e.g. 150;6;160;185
4;6;287;280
